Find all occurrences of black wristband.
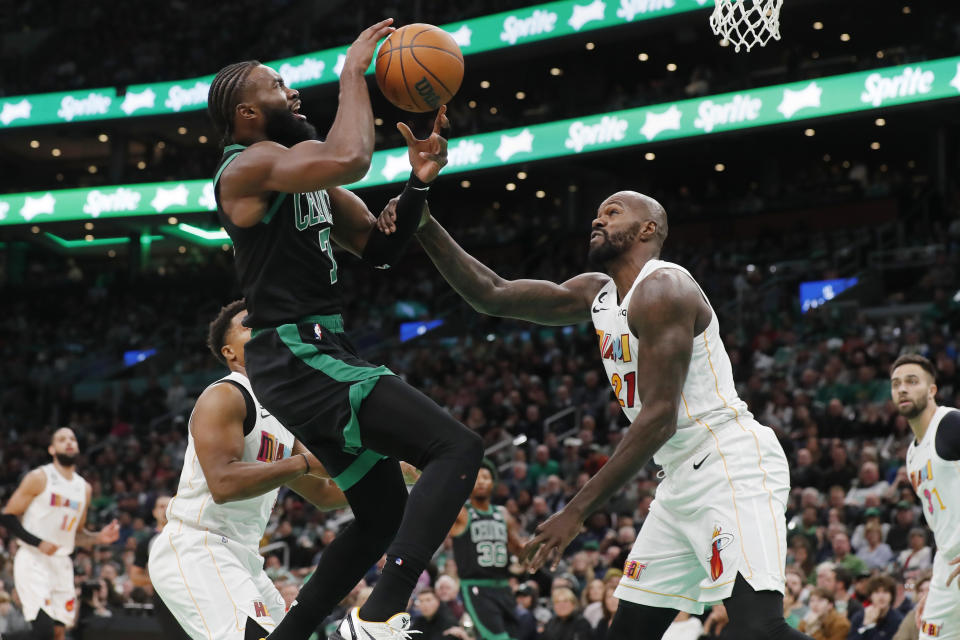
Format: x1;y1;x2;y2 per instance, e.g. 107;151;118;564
408;174;431;189
0;513;43;547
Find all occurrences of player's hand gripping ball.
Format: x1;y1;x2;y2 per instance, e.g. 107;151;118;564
375;23;464;113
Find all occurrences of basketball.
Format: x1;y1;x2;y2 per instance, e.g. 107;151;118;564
375;23;464;113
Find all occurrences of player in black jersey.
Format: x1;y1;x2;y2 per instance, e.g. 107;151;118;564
207;19;483;640
450;461;525;640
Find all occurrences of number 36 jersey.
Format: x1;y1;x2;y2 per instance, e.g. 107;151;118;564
452;504;510;580
21;464;87;556
906;406;960;556
591;259;751;469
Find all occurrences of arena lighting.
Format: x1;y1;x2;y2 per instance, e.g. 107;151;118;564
177;126;187;134
840;33;851;42
29;140;38;148
84;222;94;230
875;118;886;126
517;171;527;179
168;216;177;224
460;180;471;188
549;67;563;76
374;118;383;126
0;0;711;128
585;42;595;50
812;21;823;30
480;80;490;89
804;128;815;137
645;152;655;160
515;91;526;100
666;63;678;71
535;190;546;198
44;232;141;248
638;53;649;61
506;182;516;191
5;56;960;227
98;134;109;142
176;223;229;240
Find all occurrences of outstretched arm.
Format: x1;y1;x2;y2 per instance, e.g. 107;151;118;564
523;269;701;570
413;214;607;325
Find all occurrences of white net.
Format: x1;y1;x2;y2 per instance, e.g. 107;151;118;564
710;0;784;53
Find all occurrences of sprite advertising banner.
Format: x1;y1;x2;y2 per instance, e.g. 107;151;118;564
1;56;958;226
0;0;709;129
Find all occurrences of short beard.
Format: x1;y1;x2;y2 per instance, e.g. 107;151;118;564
264;106;317;148
587;221;643;270
898;395;928;419
54;453;77;467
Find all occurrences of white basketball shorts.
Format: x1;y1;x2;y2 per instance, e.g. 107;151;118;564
13;546;77;625
149;522;287;640
614;417;790;614
919;549;960;639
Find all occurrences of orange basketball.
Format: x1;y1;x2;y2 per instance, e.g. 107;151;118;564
375;23;464;113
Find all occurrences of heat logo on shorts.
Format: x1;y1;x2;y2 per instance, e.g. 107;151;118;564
65;598;75;612
921;620;942;636
708;525;735;581
253;600;270;618
623;560;646;580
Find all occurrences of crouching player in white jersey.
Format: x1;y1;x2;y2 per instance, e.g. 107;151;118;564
383;189;810;639
0;428;120;640
892;354;960;639
150;300;357;640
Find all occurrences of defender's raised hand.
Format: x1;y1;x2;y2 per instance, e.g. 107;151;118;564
397;106;450;184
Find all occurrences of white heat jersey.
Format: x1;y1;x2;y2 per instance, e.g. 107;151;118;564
21;464;87;556
591;259;751;467
906;406;960;556
167;372;296;549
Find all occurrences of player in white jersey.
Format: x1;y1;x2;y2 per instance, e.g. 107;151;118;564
0;428;120;640
391;189;808;639
149;300;352;640
891;354;960;639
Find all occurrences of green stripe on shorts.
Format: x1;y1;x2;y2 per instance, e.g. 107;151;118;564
275;323;393;453
331;449;384;492
461;585;514;640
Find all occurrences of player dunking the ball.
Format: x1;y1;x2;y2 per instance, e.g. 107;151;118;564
0;428;120;640
208;18;482;640
891;354;960;639
380;190;811;639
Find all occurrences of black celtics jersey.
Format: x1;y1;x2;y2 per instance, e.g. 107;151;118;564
214;144;341;329
453;504;510;580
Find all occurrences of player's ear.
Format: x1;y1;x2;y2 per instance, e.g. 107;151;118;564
221;344;235;363
236;102;257;122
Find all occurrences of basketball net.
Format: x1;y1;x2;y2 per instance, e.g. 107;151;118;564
710;0;783;53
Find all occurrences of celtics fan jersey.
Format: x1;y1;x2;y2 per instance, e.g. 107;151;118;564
906;406;960;555
21;464;87;556
453;504;510;580
590;259;751;468
215;144;341;329
167;372;296;549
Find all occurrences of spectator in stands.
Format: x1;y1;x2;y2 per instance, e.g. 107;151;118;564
0;589;30;635
830;532;869;576
661;611;703;640
856;523;895;571
846;462;890;507
885;502;919;552
822;444;858;491
798;587;850;640
851;507;890;552
817;564;863;621
541;587;592;640
892;572;931;640
529;445;560;490
848;575;903;639
411;588;466;640
896;529;932;574
513;584;539;640
580;578;606;627
435;575;464;620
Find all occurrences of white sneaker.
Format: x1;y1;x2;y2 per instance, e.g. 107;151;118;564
334;607;421;640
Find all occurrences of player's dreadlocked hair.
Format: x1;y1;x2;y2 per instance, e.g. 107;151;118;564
207;299;247;365
207;60;261;147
